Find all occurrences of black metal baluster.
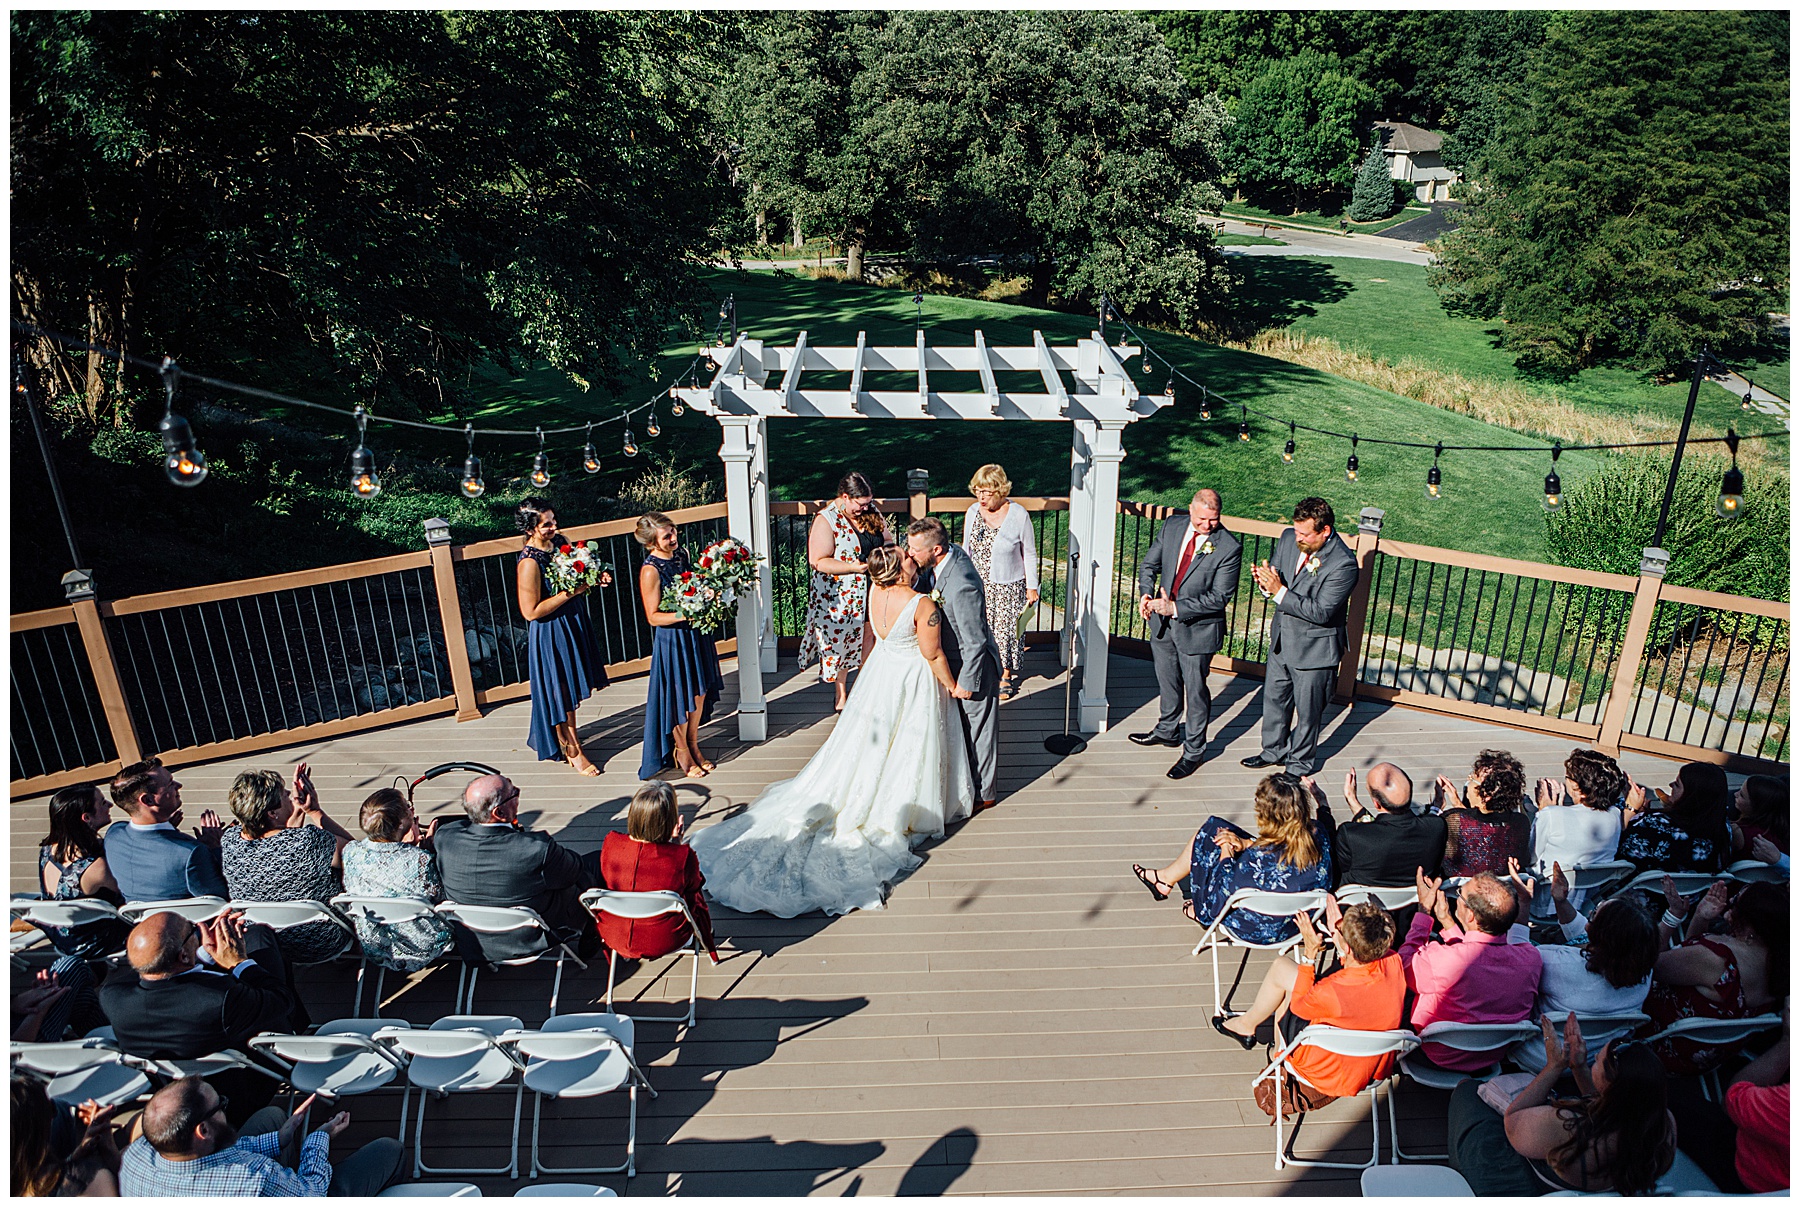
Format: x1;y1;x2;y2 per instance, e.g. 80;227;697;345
1740;617;1778;758
124;615;169;754
234;598;275;735
23;632;69;774
60;624;110;765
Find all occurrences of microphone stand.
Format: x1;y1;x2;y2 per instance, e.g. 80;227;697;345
1044;550;1088;757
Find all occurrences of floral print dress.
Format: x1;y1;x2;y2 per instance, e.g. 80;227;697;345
967;508;1027;674
797;502;867;684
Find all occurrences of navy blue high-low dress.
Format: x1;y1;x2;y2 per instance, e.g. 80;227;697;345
639;549;725;780
520;544;607;762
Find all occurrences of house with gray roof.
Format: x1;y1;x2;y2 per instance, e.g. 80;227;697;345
1373;120;1461;202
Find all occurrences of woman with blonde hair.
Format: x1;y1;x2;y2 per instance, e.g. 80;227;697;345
636;512;725;780
963;464;1039;698
799;471;892;710
1130;772;1333;944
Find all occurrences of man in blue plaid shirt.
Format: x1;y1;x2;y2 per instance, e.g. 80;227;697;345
119;1077;400;1196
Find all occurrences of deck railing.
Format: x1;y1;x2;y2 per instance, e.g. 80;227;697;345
10;492;1787;795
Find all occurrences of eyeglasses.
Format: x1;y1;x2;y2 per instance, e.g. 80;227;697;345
206;1093;230;1120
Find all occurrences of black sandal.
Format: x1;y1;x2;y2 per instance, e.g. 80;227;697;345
1131;864;1172;901
1211;1013;1257;1051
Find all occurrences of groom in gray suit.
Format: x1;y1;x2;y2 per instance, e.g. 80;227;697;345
1131;488;1243;779
1245;496;1359;776
906;516;1003;814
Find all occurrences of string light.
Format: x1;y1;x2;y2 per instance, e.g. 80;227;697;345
1282;421;1296;465
645;407;660;438
1742;384;1754;411
1162;377;1175;404
1199;385;1212;421
668;383;684;417
1717;429;1744;520
1346;434;1359;482
1542;444;1564;513
582;423;601;474
157;358;208;487
1424;442;1444;502
459;424;485;499
348;405;381;499
529;428;552;488
1238;405;1250;442
622;425;639;458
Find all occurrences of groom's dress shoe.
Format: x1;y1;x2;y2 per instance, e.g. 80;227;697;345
1166;757;1204;780
1129;731;1181;748
1240;754;1282;768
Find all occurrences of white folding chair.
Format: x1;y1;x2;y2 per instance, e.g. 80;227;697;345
1192;888;1328;1017
148;1047;293;1093
515;1186;617;1197
1333;884;1421;912
1251;1024;1419;1170
436;904;587;1019
117;896;229;924
1640;1013;1784;1101
250;1019;412;1137
1609;869;1719;901
332;894;445;1017
1360;1164;1475;1196
580;889;706;1028
1392;1020;1541;1161
10;1038;156;1107
8;896;129;960
379;1184;484;1197
228;898;358;965
378;1016;526;1180
504;1013;658;1180
1560;860;1636;897
1725;859;1789;885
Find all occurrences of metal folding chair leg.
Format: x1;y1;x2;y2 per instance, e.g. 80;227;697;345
529;1083;638;1179
1388;1077;1447;1162
412;1080;523;1180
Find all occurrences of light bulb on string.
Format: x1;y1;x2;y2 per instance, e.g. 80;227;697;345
1199;386;1212;421
1542;443;1564;514
1716;429;1744;520
348;405;382;499
1162;377;1175;404
1423;442;1444;502
668;383;684;416
646;407;660;438
622;426;639;458
1282;421;1296;465
529;428;552;488
1237;405;1250;443
1345;435;1359;482
1742;383;1754;411
157;358;209;487
459;423;485;499
582;423;601;474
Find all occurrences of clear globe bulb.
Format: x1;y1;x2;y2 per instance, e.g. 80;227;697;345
1345;455;1359;482
622;428;638;457
1282;439;1296;465
165;448;209;487
349;447;382;499
646;415;661;438
460;454;485;499
670;398;685;416
583;444;601;474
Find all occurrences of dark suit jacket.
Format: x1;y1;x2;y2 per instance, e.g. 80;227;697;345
1267;529;1359;670
1331;809;1448;889
103;824;228;901
919;545;1001;696
1136;517;1243;656
433;820;600;962
99;954;297;1060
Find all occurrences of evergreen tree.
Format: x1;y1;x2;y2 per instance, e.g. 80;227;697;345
1347;136;1395;221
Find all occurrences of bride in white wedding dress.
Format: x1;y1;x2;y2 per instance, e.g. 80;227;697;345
688;546;974;917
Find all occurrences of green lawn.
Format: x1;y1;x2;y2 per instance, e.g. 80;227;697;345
1221;199;1428;236
1232;255;1792;437
1216;233;1287;247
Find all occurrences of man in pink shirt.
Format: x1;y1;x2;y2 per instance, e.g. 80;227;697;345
1399;869;1542;1071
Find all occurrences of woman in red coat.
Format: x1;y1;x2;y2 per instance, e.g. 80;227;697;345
597;782;718;961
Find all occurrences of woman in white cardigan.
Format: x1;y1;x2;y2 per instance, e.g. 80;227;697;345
963;464;1039;698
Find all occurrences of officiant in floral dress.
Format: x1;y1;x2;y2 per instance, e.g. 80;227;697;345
798;471;890;711
516;497;610;776
963;464;1039;699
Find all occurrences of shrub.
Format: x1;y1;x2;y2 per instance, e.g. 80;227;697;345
620;453;719;513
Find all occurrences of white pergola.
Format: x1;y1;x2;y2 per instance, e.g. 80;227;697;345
673;329;1169;741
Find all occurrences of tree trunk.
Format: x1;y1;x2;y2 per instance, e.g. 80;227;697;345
846;237;865;281
84;293;106;422
755;208;768;245
791;211;804;248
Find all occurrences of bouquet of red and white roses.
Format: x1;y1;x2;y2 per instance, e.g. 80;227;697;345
659;537;762;633
547;540;612;595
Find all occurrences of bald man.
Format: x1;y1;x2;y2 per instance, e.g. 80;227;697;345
432;772;602;962
1400;870;1541;1072
1329;763;1446;889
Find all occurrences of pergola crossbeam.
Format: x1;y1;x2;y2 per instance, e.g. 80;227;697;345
781;331;807;416
847;330;867;414
1034;330;1070;415
974;330;1000;415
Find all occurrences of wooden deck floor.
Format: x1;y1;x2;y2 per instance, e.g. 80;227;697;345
11;651;1693;1196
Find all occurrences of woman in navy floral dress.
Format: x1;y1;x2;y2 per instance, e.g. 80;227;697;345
516;498;611;776
1132;773;1333;945
636;511;724;780
1618;761;1731;874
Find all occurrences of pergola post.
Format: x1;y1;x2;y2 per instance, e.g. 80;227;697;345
1075;421;1125;733
1065;423;1094;672
718;416;768;741
748;416;777;673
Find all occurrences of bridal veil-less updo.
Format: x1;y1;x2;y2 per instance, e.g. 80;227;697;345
866;545;907;588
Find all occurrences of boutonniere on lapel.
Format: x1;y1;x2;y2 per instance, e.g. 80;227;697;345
929;588;944;604
1200;539;1215;556
1304;555;1322;576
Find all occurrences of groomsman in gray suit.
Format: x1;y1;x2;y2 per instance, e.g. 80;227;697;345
906;516;1003;814
1245;496;1359;776
1131;488;1243;779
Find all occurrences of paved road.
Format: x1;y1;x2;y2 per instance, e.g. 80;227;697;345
1215;218;1434;266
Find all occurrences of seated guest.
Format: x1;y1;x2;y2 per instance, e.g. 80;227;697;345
1131;773;1331;945
1509;860;1657;1072
1645;879;1786;1076
1448;1015;1674;1195
1619;760;1731;875
220;765;353;965
103;756;227;901
13;959;106;1045
1433;749;1531;879
340;788;453;972
1400;870;1541;1071
433;772;602;961
1729;773;1788;858
1669;1008;1789;1194
13;1071;123;1197
98;909;298;1125
119;1076;400;1197
596;782;719;962
1332;763;1444;887
1214;899;1405;1117
33;783;128;958
1533;747;1626;869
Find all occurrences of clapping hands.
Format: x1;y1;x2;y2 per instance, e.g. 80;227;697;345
191;808;224;845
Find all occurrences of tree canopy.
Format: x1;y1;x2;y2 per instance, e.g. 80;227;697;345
1226;51;1375;207
11;10;738;423
1428;10;1789;373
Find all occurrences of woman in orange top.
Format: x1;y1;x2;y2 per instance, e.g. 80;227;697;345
1214;898;1406;1115
596;782;718;962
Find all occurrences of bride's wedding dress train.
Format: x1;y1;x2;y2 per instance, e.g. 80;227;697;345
688;592;974;917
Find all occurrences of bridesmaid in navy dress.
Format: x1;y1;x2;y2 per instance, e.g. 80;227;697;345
516;498;611;776
636;511;724;780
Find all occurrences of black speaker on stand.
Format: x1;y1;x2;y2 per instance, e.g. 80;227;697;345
1044;550;1088;757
